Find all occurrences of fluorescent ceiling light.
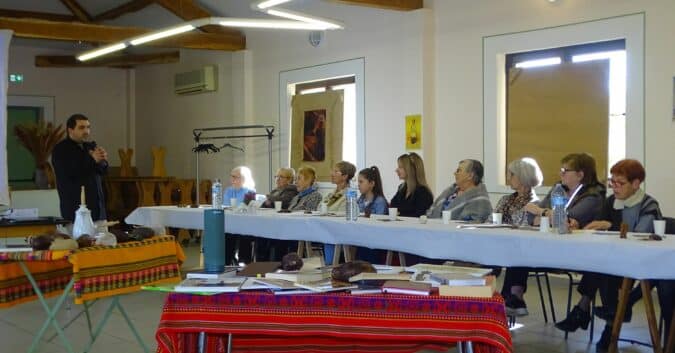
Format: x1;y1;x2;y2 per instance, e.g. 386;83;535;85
130;24;196;46
77;43;127;61
514;57;562;68
256;0;293;9
266;8;343;30
219;19;331;30
572;50;625;63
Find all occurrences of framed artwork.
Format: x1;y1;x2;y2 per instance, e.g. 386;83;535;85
291;91;344;181
405;114;421;150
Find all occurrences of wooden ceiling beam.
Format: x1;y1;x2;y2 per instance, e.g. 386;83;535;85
92;0;156;22
154;0;243;37
329;0;423;11
0;9;76;22
0;17;245;51
59;0;93;22
36;51;180;68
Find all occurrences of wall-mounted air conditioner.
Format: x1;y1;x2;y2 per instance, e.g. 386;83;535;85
174;65;217;95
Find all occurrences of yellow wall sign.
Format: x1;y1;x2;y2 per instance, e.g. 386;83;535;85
405;114;421;150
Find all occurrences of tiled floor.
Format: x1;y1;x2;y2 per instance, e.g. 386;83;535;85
0;244;662;353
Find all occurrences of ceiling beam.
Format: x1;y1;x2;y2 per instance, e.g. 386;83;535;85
92;0;155;22
154;0;243;37
0;9;75;22
0;17;245;51
35;51;180;68
59;0;93;22
329;0;423;11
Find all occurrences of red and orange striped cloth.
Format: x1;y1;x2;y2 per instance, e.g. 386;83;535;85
0;235;184;308
156;291;512;353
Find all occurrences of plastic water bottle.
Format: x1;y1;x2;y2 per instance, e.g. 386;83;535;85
211;178;222;209
550;183;569;234
345;185;359;222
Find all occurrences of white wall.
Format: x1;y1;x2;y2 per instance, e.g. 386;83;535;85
7;44;130;165
134;49;236;181
242;3;434;196
428;0;675;215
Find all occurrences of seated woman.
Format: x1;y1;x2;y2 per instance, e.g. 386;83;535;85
288;166;322;211
561;159;662;352
224;166;255;206
525;153;605;228
262;168;298;210
496;158;543;316
322;161;357;264
427;159;492;222
390;152;433;217
355;166;389;263
224;166;256;265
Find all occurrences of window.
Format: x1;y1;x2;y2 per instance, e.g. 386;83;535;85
483;14;644;193
279;58;365;177
504;40;626;186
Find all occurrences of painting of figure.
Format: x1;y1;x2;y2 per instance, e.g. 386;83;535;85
303;109;326;161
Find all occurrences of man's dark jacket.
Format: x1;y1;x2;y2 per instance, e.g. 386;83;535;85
51;137;108;222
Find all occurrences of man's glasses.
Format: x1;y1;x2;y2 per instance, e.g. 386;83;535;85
274;175;288;179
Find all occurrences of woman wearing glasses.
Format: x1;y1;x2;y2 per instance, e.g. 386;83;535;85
557;159;662;352
525;153;605;228
262;168;298;210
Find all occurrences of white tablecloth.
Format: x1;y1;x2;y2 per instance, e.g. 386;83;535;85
126;206;675;280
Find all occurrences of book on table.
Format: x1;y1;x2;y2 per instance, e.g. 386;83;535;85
406;263;493;277
293;279;357;293
265;268;331;283
438;275;496;298
253;278;300;291
382;280;432;296
186;267;239;279
348;272;411;282
237;261;281;277
174;277;245;293
428;273;487;286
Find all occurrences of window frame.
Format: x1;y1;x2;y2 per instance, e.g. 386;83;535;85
482;13;644;194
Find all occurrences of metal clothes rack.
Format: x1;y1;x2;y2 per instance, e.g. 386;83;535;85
193;125;275;204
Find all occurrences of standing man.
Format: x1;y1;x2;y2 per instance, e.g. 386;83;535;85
52;114;108;222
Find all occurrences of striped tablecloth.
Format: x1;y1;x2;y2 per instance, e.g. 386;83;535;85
156;291;512;353
0;235;185;307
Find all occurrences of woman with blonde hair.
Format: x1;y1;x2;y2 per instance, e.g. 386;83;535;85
224;166;256;206
390;152;433;217
288;166;322;211
262;167;298;210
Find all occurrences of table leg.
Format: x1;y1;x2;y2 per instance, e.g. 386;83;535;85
18;261;76;353
332;245;341;266
46;299;98;342
641;281;664;353
227;333;233;353
81;296;149;353
609;278;634;353
666;307;675;353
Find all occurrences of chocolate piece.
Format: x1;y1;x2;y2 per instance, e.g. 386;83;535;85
281;252;304;271
30;235;53;251
77;235;95;248
331;261;376;282
130;227;155;240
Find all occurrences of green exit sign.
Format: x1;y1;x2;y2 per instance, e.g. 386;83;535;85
9;74;23;83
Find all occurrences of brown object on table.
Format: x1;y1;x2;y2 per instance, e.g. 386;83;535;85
77;235;95;248
281;252;304;271
331;261;376;282
620;223;628;239
29;235;53;251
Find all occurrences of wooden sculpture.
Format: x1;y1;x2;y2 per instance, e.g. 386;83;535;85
118;148;134;177
151;146;167;177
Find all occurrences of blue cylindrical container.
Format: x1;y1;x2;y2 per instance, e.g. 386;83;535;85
203;208;225;273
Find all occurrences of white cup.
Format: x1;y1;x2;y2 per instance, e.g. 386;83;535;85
319;203;328;215
491;212;503;225
274;201;283;212
442;210;451;224
654;220;666;236
388;208;398;221
230;198;238;208
419;215;428;224
539;216;550;233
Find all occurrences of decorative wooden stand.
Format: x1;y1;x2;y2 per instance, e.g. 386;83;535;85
118;149;134;177
152;146;167;177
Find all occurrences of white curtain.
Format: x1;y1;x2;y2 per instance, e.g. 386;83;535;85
0;30;12;206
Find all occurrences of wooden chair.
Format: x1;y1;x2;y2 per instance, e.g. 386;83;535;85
199;180;212;205
176;179;195;206
385;251;407;267
136;181;158;207
158;181;178;206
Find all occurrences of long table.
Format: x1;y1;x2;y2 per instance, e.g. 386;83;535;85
126;206;675;280
156;291;512;353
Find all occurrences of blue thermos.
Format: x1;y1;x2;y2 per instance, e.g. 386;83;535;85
203;208;225;273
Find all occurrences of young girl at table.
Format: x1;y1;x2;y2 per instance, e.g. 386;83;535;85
355;166;389;263
356;166;388;216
